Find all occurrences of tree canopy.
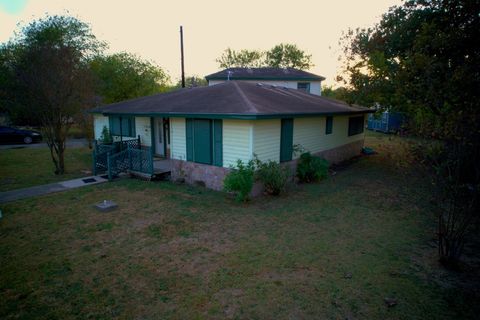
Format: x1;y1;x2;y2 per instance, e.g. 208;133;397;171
340;0;479;138
216;43;314;70
90;52;170;104
340;0;480;264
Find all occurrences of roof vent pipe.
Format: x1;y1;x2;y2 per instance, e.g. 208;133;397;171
227;70;233;81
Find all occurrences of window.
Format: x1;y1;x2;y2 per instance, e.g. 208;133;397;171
325;116;333;135
348;116;365;136
186;119;222;166
297;82;311;93
109;116;135;137
280;118;294;162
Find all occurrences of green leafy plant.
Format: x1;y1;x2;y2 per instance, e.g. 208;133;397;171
296;152;329;183
100;125;112;144
254;157;291;196
223;159;255;202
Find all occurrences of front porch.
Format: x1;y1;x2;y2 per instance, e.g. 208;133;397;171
92;136;171;181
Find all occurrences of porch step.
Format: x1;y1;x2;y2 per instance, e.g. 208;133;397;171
128;170;154;181
128;170;171;181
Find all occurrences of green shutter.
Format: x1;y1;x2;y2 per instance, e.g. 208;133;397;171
109;116;121;136
280;118;294;162
186;118;194;161
213;119;223;167
121;117;135;136
193;119;212;164
326;116;333;135
130;117;136;137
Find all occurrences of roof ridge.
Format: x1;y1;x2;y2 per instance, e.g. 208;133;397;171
232;82;258;113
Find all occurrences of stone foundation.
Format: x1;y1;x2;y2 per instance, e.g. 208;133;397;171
170;159;230;191
170;139;364;195
314;139;364;164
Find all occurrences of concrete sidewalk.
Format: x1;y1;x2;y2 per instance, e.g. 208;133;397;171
0;175;108;204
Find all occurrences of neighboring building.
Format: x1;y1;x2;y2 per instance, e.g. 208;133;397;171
91;81;372;191
205;67;325;96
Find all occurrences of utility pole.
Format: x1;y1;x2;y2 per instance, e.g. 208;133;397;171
180;26;185;88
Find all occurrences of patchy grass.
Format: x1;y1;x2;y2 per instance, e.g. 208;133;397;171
0;147;92;191
0;132;477;319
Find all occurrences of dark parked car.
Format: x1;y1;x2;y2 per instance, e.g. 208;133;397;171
0;126;42;144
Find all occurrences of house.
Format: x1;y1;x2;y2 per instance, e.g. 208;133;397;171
91;81;372;191
205;67;325;95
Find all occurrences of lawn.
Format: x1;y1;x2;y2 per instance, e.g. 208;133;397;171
0;133;477;319
0;147;92;191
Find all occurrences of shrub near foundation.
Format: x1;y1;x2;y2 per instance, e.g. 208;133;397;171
254;157;291;196
223;159;255;202
297;152;329;183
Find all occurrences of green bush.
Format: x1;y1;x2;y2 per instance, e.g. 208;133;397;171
296;152;329;183
223;159;255;202
100;125;112;144
254;157;291;195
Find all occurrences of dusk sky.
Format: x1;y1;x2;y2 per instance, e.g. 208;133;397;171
0;0;402;85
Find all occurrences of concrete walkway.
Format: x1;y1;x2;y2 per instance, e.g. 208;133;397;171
0;175;108;204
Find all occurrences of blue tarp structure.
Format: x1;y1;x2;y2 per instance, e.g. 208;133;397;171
367;111;405;133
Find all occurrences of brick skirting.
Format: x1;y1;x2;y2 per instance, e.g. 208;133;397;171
170;139;364;194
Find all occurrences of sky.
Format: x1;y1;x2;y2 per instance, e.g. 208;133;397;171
0;0;402;86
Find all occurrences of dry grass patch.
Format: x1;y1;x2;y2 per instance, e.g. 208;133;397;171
0;132;478;319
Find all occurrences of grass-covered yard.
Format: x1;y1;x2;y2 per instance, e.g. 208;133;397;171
0;133;477;319
0;147;92;191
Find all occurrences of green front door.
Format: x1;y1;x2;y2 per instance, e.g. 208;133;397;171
280;118;293;162
193;119;212;164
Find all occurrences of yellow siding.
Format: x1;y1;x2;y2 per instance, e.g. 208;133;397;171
253;119;281;162
223;120;253;167
170;117;186;160
93;114;109;140
292;115;365;158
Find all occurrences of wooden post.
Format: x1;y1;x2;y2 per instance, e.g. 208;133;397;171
137;135;141;149
107;152;112;181
128;147;132;171
92;147;97;176
150;147;154;175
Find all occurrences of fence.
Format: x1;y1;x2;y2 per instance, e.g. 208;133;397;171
105;146;154;180
93;136;141;175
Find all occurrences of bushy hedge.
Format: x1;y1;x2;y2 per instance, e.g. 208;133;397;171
254;157;291;196
224;152;328;201
296;152;329;183
223;159;255;202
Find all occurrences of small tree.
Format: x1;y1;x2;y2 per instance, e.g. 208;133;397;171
216;48;265;68
265;43;314;70
1;15;103;174
90;52;170;104
216;44;314;70
423;140;479;267
100;125;112;144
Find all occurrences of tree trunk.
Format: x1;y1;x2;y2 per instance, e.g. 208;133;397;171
48;144;61;175
58;148;65;174
57;137;66;174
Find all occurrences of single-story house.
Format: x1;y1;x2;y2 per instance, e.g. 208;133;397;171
206;67;325;95
91;81;372;190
